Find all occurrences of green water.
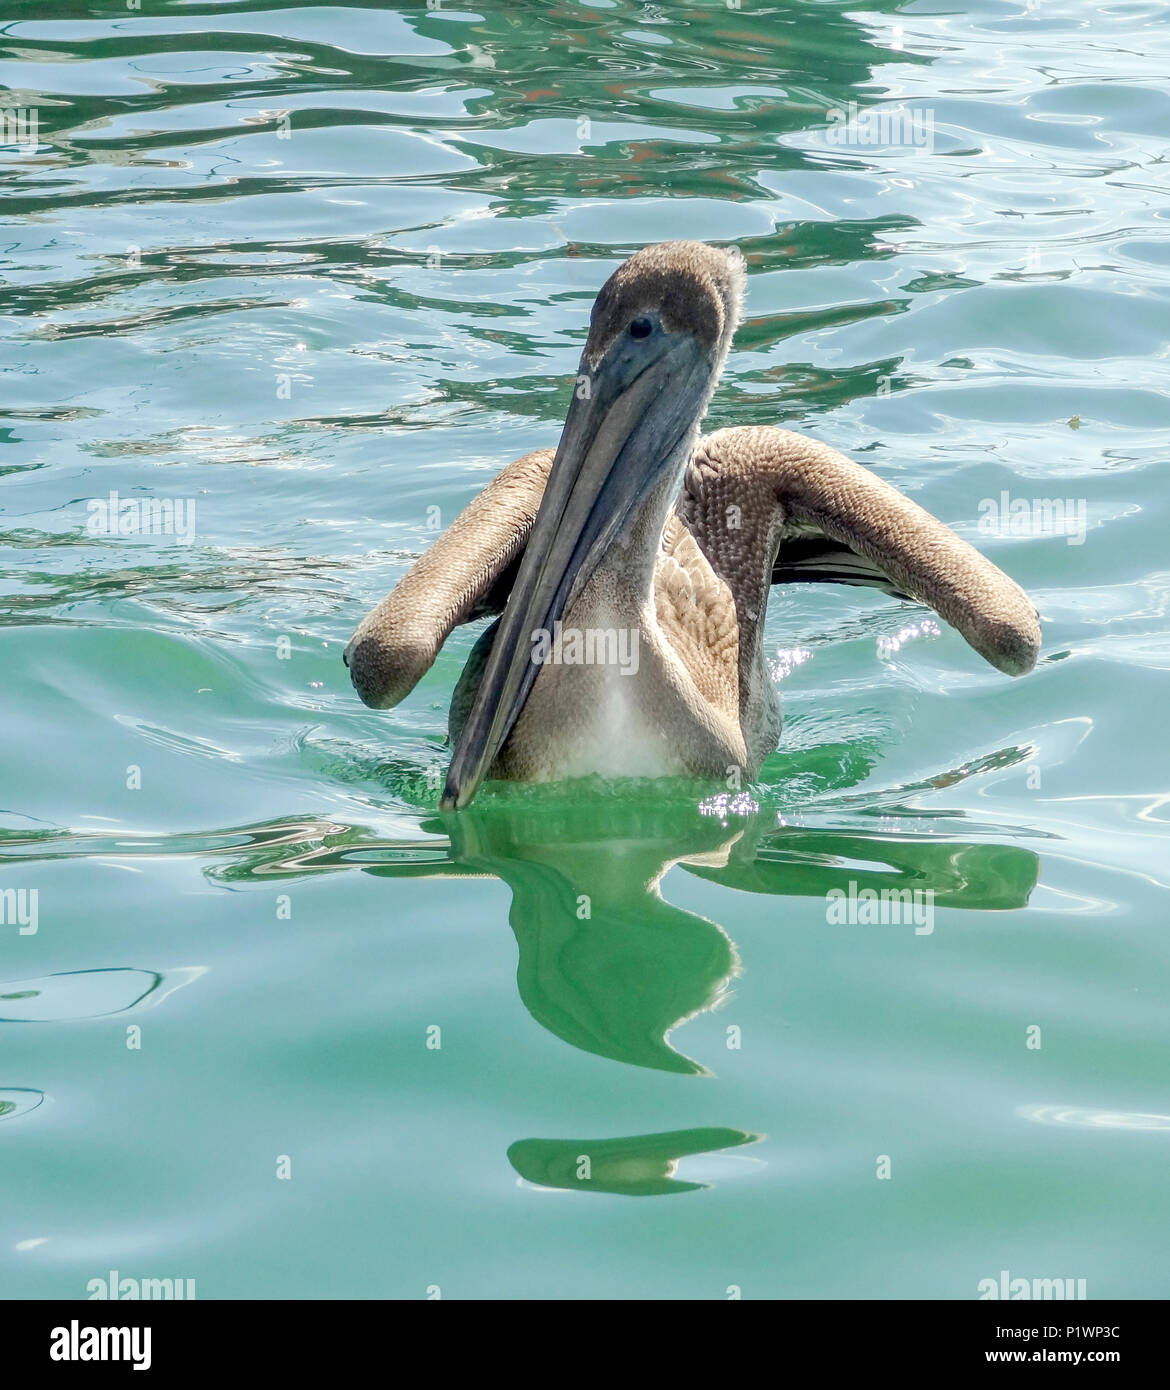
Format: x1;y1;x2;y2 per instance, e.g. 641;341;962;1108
2;0;1168;1300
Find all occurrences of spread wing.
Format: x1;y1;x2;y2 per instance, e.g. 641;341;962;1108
346;427;1041;713
344;448;553;708
677;426;1041;677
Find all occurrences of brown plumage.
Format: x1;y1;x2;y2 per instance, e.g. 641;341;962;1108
344;242;1041;808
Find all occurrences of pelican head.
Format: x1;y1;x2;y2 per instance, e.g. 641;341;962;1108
439;241;745;809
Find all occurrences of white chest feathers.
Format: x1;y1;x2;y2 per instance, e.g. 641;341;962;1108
520;617;689;782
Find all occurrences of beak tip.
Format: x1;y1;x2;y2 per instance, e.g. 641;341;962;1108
440;770;480;810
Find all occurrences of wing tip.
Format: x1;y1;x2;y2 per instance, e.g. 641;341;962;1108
343;628;430;710
982;608;1042;677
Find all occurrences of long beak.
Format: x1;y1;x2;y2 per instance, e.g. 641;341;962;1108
441;331;711;810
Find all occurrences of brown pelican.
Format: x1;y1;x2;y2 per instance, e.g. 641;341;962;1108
344;241;1040;810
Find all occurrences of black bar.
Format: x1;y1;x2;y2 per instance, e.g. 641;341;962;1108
1;1297;1155;1374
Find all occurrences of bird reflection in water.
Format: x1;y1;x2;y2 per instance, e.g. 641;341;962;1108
231;787;1039;1196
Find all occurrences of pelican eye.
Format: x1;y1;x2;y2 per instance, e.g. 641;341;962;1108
628;316;654;339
